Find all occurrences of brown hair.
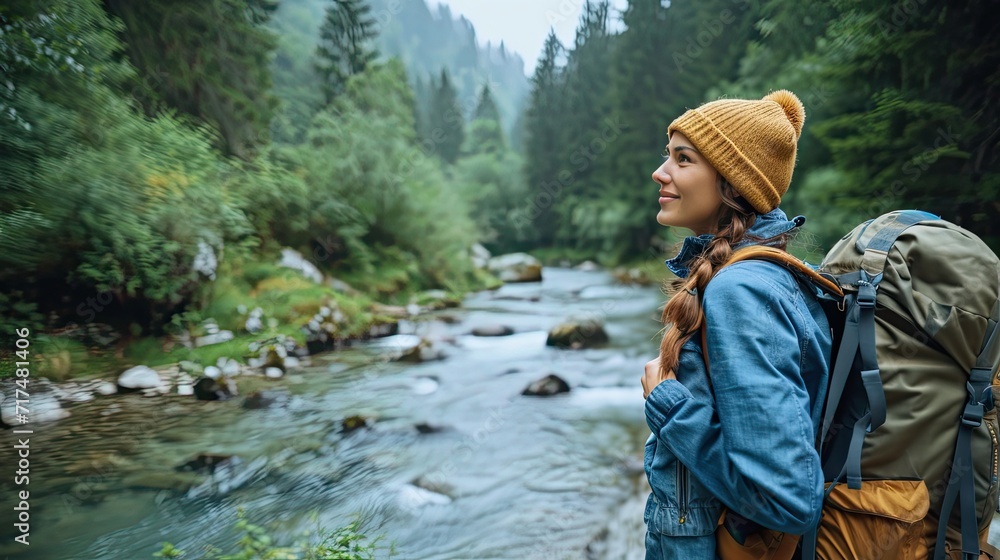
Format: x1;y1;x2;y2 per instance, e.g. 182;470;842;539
655;177;794;379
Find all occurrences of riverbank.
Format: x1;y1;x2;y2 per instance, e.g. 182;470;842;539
0;246;504;382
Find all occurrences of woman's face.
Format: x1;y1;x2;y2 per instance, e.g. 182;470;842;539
652;131;724;236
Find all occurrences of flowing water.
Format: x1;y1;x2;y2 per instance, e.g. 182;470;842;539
0;267;664;560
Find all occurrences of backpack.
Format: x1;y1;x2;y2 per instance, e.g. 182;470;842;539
701;209;1000;560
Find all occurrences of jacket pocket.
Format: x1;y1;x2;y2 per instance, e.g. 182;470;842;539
647;462;723;537
815;478;929;560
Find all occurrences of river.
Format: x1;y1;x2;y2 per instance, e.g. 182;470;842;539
0;266;661;559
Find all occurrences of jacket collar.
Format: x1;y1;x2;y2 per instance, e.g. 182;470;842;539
664;207;806;278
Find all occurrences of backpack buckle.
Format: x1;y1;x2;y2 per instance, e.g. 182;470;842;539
962;402;984;428
856;282;877;308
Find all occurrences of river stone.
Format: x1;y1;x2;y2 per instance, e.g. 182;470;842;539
95;380;118;395
487;252;543;283
264;367;283;378
177;383;194;396
195;330;234;347
398;483;452;510
117;365;162;392
471;325;515;337
217;357;240;377
203;366;221;379
242;390;289;410
575;260;600;271
546;318;610;349
192;376;237;401
1;393;70;424
522;374;571;396
394;337;446;363
412;475;455;498
414;422;445;434
176;453;236;474
178;360;203;375
342;415;373;433
612;266;653;286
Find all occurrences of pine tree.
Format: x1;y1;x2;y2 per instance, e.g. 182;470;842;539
428;69;465;163
464;83;504;155
104;0;280;159
556;0;613;247
522;30;565;247
315;0;380;104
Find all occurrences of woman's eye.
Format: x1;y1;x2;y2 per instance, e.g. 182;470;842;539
679;154;691;163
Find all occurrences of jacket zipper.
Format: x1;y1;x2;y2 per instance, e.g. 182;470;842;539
677;463;690;524
988;421;998;486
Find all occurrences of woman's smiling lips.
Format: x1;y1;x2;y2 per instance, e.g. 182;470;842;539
659;195;679;204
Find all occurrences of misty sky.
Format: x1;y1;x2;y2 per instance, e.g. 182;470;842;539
430;0;630;75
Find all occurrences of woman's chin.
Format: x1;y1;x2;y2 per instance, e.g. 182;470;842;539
655;209;677;227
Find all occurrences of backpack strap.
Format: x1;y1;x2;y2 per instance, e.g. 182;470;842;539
851;209;941;277
934;298;1000;560
714;245;844;300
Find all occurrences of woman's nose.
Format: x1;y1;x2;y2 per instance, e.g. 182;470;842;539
652;165;670;185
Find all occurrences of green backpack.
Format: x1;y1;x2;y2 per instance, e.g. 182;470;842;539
717;209;1000;560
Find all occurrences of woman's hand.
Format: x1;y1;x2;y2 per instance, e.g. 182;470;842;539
642;357;677;399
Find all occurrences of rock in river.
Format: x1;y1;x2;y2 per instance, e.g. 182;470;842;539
522;374;571;396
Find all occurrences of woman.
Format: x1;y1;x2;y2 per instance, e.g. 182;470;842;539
639;90;833;559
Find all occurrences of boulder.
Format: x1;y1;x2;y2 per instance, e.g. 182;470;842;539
470;243;492;269
117;365;162;393
522;374;571;396
471;325;514;337
487;252;543;283
279;248;323;284
546;317;610;349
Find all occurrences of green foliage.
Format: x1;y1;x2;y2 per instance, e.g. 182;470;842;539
452;152;530;252
426;69;465;163
315;0;380;105
286;60;480;292
153;508;393;560
104;0;280;159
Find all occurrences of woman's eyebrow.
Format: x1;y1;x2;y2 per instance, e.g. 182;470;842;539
673;145;699;154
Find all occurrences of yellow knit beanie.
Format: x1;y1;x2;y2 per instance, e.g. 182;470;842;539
667;89;805;214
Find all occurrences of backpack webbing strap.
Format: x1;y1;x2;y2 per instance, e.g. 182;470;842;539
856;209;940;277
934;311;1000;560
715;245;844;300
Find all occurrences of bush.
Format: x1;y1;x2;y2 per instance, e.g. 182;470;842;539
153;508;395;560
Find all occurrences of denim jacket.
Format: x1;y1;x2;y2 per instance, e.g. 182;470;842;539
642;207;833;560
